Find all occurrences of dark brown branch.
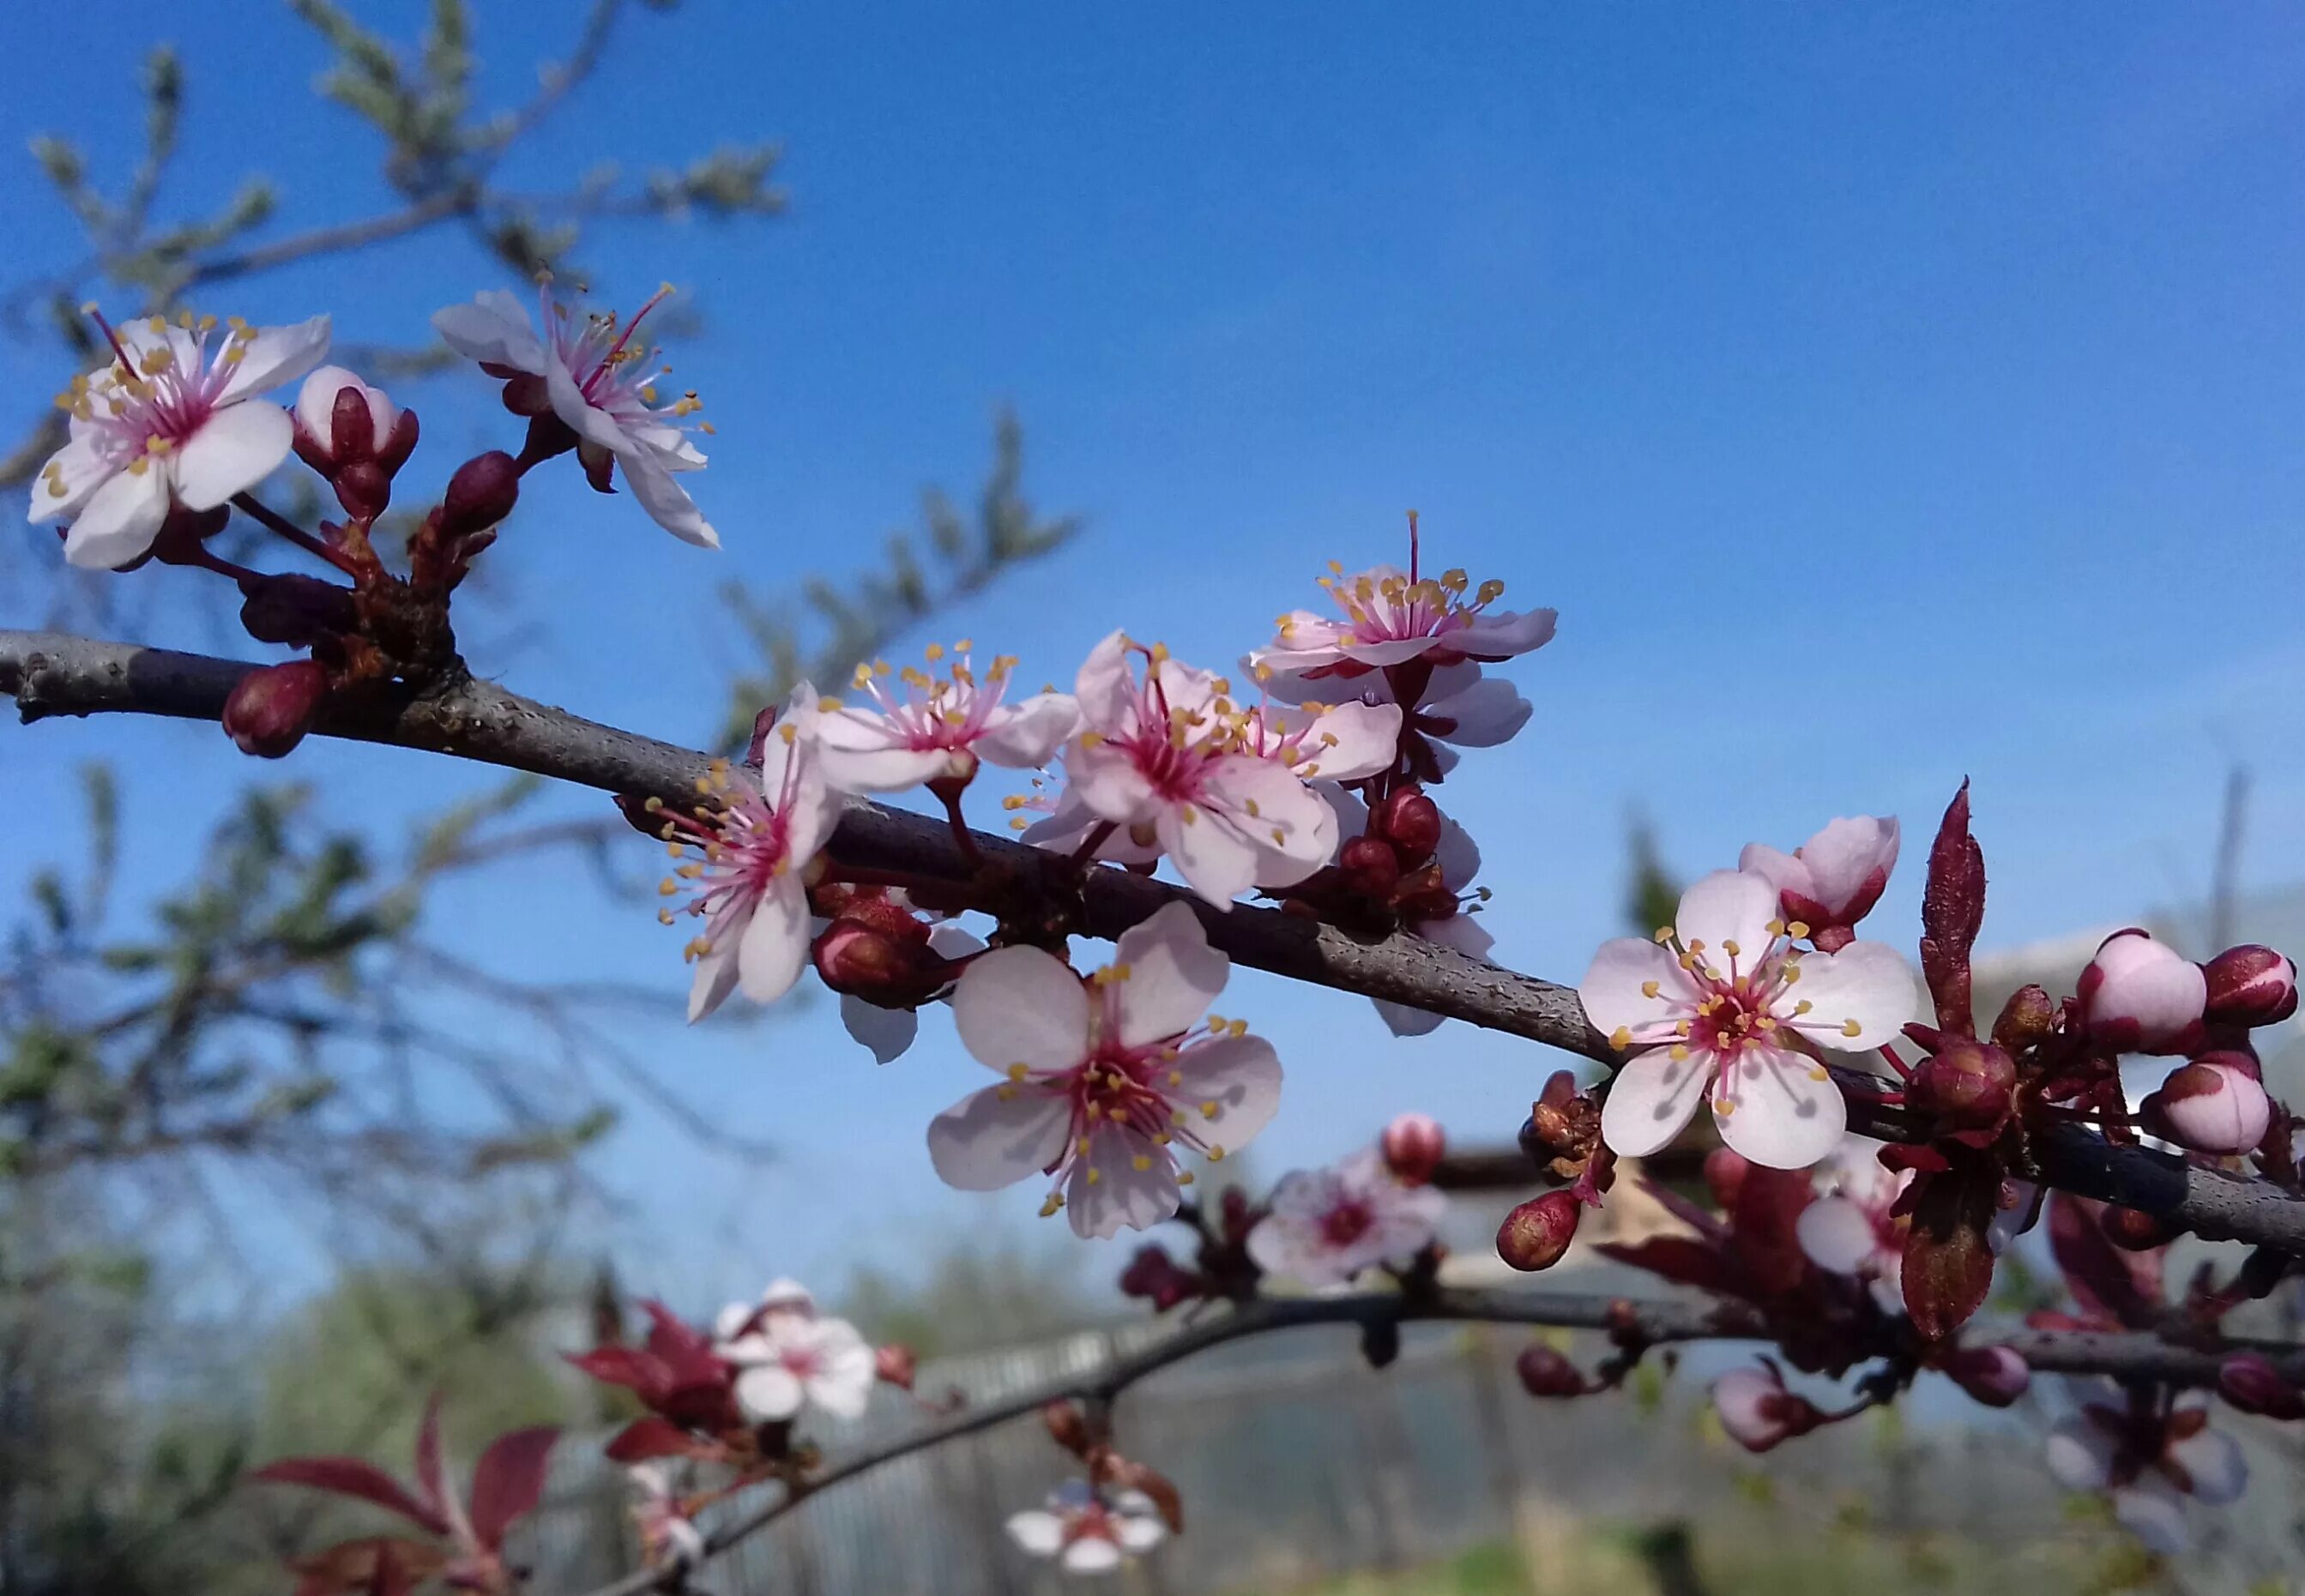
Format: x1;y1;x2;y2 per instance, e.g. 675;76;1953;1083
7;629;2305;1257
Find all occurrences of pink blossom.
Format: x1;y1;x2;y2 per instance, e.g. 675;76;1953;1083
2046;1385;2245;1554
1256;660;1532;772
1737;816;1900;952
2077;930;2207;1055
1379;1112;1448;1185
2142;1056;2271;1156
717;1309;877;1424
1005;1481;1167;1574
1254;561;1556;680
1795;1139;1911;1313
713;1276;818;1341
433;281;715;545
926;903;1282;1238
816;644;1078;792
31;307;333;569
650;686;836;1021
1582;870;1918;1169
293;364;398;461
1711;1363;1822;1454
1246;1147;1446;1287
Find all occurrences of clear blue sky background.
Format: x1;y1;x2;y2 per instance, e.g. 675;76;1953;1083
3;2;2302;1313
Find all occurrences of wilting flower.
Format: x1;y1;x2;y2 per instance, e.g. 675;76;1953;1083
433;281;716;545
817;644;1079;791
649;686;835;1021
1041;632;1335;906
1711;1362;1825;1454
31;308;332;568
628;1464;704;1566
1581;870;1917;1169
2076;929;2206;1055
1005;1481;1167;1575
1795;1139;1911;1313
2046;1384;2246;1553
1253;558;1556;682
716;1309;877;1424
1738;816;1899;953
1246;1147;1446;1286
926;902;1282;1238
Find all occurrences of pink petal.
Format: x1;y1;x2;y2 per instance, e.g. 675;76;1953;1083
734;872;810;1003
432;292;547;371
975;692;1082;768
60;463;168;569
215;315;333;405
1578;938;1694;1038
1782;940;1918;1049
1795;1195;1879;1275
1714;1048;1846;1170
926;1084;1072;1192
1674;870;1780;961
951;946;1089;1070
1599;1047;1713;1158
1167;1033;1282;1150
1113;901;1227;1047
171;401;294;510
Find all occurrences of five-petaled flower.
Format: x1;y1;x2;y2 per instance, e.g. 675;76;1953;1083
1581;870;1917;1169
926;902;1282;1238
817;643;1079;792
2046;1382;2245;1554
1246;1146;1447;1287
31;308;333;569
715;1302;878;1424
433;281;717;546
1794;1138;1912;1314
1005;1481;1168;1575
1253;561;1556;683
649;686;836;1021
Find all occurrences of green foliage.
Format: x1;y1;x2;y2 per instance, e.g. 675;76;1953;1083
1625;815;1680;938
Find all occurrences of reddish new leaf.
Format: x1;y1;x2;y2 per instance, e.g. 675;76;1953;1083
1901;1165;1998;1340
604;1417;703;1463
2046;1194;2165;1328
564;1345;666;1395
249;1458;451;1536
1919;780;1987;1038
1595;1238;1747;1300
467;1425;559;1551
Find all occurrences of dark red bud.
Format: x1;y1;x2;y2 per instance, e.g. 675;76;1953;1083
1371;786;1442;864
873;1345;918;1391
1380;1112;1446;1185
1496;1191;1580;1273
1119;1244;1201;1312
237;571;357;647
812;921;937;1005
1514;1343;1590;1399
1907;1039;2018;1131
331;382;380;465
333;460;392;521
441;450;521;539
2218;1352;2305;1420
501;371;553;417
1338;834;1400;896
221;659;329;758
377;407;420;474
2203;945;2299;1027
1941;1345;2030;1408
1990;984;2058;1051
148;503;233;565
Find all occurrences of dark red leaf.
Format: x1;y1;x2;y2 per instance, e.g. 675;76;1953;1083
249;1458;450;1536
412;1391;447;1524
1918;780;1987;1038
564;1345;666;1395
604;1417;703;1463
1901;1164;1998;1340
467;1425;559;1551
1594;1238;1748;1299
2046;1194;2165;1328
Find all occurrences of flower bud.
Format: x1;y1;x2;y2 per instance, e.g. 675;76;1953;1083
1737;816;1898;953
221;659;329;758
1990;983;2058;1052
1703;1146;1751;1212
440;450;522;541
2218;1352;2305;1420
873;1344;917;1391
1380;1112;1446;1186
1338;834;1400;897
2141;1057;2271;1155
293;365;397;467
2203;944;2299;1028
1118;1244;1201;1312
1940;1345;2030;1408
1041;1400;1092;1455
1515;1343;1590;1399
2077;929;2206;1055
238;571;357;647
1711;1364;1822;1454
1906;1039;2018;1132
1496;1191;1580;1273
1370;786;1442;865
813;919;945;1009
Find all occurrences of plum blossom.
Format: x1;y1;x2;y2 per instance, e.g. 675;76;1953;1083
31;308;332;569
1711;1362;1824;1454
2046;1384;2246;1554
1257;660;1530;780
1036;631;1336;906
627;1464;703;1567
1252;554;1557;683
1738;816;1900;953
1247;1147;1447;1287
293;364;399;461
1005;1482;1167;1574
1581;870;1918;1169
2141;1054;2271;1156
432;281;716;546
716;1305;877;1424
649;686;835;1021
817;643;1079;792
713;1277;818;1341
1795;1140;1911;1313
926;902;1282;1238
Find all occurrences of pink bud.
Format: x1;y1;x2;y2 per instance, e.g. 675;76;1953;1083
1711;1364;1821;1454
2203;944;2299;1028
2218;1352;2305;1420
293;365;398;467
2076;930;2206;1055
1496;1191;1580;1273
2141;1058;2271;1155
1380;1112;1447;1185
873;1345;917;1391
221;659;329;758
812;920;945;1009
1738;815;1899;951
1514;1344;1589;1399
1907;1039;2018;1132
1941;1345;2030;1408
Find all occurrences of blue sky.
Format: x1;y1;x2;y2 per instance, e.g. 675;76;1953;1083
3;2;2302;1311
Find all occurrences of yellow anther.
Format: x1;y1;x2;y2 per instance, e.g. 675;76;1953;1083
1076;1136;1092;1155
657;908;675;925
1669;1044;1691;1061
1810;1066;1831;1081
1178;1171;1196;1186
1722;940;1741;958
1208;1145;1227;1161
1795;1000;1813;1015
1084;1167;1101;1185
1715;1098;1737;1116
1040;1194;1065;1217
1787;920;1811;939
1640;980;1661;1000
1133;1155;1152;1172
1841;1019;1862;1039
658;879;680;897
1608;1026;1632;1050
996;1086;1017;1101
1007;1063;1029;1082
1654;926;1674;943
1781;965;1801;984
1228;1019;1247;1038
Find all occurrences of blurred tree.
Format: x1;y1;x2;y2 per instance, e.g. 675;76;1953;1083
1625;813;1681;939
842;1235;1103;1361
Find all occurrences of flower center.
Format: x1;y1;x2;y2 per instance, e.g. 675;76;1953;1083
646;735;810;963
1320;1198;1376;1248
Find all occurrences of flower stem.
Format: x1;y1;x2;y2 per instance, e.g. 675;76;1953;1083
231;492;357;575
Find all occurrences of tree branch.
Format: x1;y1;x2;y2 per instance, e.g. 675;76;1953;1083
7;629;2305;1256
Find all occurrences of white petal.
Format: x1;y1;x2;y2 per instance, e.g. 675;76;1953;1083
1337;636;1440;666
1113;1514;1166;1553
432;292;546;372
2168;1424;2246;1505
1066;740;1162;825
1783;941;1918;1048
1073;630;1138;729
1454;605;1557;658
1157;802;1261;906
1066;1129;1183;1239
1795;1196;1879;1275
733;1364;804;1422
1422;677;1530;747
1674;870;1780;960
735;873;810;1003
1736;841;1816;902
1799;816;1901;911
976;693;1083;768
1715;1048;1847;1170
1005;1511;1065;1558
171;402;294;510
215;315;333;404
1167;1033;1282;1149
951;946;1090;1070
61;463;168;569
1372;997;1446;1037
687;940;742;1023
841;994;919;1063
926;1084;1072;1191
1599;1047;1713;1158
2112;1479;2189;1555
800;1322;877;1418
1060;1537;1122;1575
816;738;953;793
1302;700;1401;779
1433;817;1481;892
1204;756;1330;874
27;431;114;524
616;438;720;547
1579;938;1696;1037
1113;901;1228;1047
